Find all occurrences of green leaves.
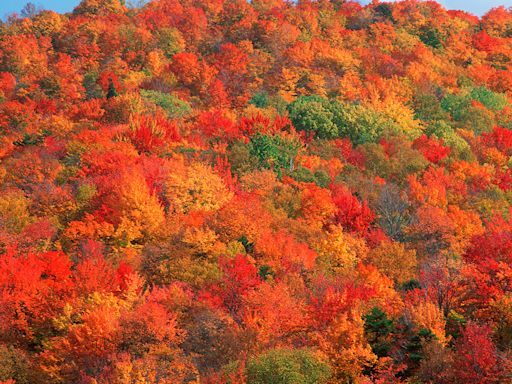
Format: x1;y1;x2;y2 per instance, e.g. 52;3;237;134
249;132;302;172
287;96;339;139
246;348;331;384
288;96;397;144
140;90;192;118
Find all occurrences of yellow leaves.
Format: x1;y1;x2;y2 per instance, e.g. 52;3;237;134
369;98;423;139
405;300;448;345
123;70;150;92
74;0;126;15
312;40;360;72
277;67;300;103
146;50;167;77
166;161;232;214
314;225;368;276
317;311;377;384
304;73;327;98
0;189;31;234
366;241;418;285
115;170;165;244
488;294;512;347
52;303;74;332
45;114;74;137
181;226;226;259
32;11;65;36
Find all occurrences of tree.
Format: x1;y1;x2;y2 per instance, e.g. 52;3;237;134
21;2;41;18
451;322;501;384
246;349;331;384
249;131;302;172
287;96;339;139
366;241;417;285
318;311;377;382
363;307;394;358
331;184;375;234
165;161;233;214
74;0;126;15
106;77;118;99
112;168;165;244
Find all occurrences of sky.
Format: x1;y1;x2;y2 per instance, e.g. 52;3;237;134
1;0;512;20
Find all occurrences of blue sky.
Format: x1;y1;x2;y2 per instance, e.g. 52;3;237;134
361;1;512;16
1;0;512;19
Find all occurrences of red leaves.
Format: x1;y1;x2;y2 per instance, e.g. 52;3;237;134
452;322;501;384
335;138;365;167
332;185;375;234
213;43;249;74
0;247;73;340
196;110;238;140
413;134;450;164
0;72;16;95
126;114;180;153
216;254;262;316
473;30;502;52
481;126;512;155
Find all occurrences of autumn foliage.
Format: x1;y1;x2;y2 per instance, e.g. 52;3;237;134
2;0;512;383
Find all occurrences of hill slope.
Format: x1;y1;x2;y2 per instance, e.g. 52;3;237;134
1;0;512;383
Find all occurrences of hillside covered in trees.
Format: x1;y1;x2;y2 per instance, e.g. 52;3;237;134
2;0;512;382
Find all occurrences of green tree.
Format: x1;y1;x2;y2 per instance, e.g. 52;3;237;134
106;77;118;99
363;307;394;358
249;132;302;172
470;86;507;111
287;96;338;139
140;90;192;118
246;348;331;384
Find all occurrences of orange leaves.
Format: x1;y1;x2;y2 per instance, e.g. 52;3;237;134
213;192;273;244
5;0;512;381
0;72;16;100
255;229;317;271
243;281;309;346
299;183;336;228
170;52;202;87
408;203;483;257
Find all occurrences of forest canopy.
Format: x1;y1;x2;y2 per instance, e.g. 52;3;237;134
2;0;512;383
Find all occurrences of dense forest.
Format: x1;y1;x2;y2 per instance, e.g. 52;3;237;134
2;0;512;382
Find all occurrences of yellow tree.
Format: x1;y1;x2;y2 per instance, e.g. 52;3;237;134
317;311;377;384
165;161;233;214
113;169;165;245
